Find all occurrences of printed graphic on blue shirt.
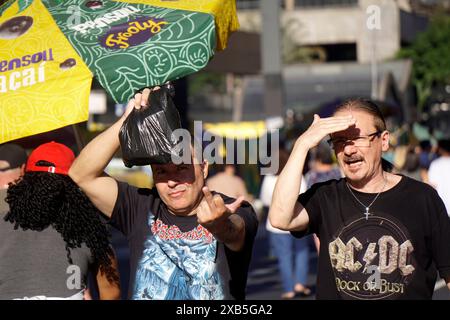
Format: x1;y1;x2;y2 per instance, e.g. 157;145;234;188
132;212;228;300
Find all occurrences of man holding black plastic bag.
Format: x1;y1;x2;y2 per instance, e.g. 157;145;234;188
69;87;258;300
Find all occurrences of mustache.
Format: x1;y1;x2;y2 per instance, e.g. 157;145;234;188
343;155;364;163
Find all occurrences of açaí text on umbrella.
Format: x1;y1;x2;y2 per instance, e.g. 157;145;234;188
0;48;53;93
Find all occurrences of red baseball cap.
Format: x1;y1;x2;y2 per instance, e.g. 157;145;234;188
26;142;75;175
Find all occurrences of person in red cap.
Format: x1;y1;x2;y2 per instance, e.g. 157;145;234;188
1;141;121;300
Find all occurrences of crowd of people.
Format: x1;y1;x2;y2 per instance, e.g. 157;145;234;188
1;93;449;300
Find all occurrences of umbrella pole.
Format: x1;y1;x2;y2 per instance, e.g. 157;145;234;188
72;124;85;153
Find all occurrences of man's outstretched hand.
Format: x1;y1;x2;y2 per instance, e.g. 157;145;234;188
197;187;246;251
197;186;244;230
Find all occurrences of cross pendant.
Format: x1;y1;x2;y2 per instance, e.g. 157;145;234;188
365;207;370;220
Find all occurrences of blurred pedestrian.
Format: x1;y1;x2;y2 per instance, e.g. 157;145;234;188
0;143;27;212
261;149;312;299
305;142;342;189
398;146;421;181
428;139;450;216
304;142;343;252
418;140;438;183
207;164;252;202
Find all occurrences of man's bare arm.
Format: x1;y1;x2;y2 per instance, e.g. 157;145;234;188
269;114;356;231
69;89;151;217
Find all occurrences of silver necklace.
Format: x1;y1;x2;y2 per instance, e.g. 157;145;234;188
346;176;387;220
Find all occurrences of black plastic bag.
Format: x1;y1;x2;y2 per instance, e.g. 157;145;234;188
119;86;182;167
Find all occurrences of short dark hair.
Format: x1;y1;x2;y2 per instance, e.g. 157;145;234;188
315;143;334;165
438;139;450;154
419;140;432;151
403;148;420;172
276;149;290;176
0;143;27;170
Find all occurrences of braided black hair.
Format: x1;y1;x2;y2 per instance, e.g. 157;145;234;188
5;169;118;284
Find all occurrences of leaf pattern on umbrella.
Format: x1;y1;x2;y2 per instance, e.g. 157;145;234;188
46;0;215;103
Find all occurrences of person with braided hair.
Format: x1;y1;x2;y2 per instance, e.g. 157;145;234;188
0;142;120;300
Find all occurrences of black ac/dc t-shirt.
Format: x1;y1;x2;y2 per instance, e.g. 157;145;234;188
110;181;258;300
293;175;450;300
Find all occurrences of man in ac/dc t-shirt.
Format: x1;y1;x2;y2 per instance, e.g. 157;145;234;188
294;176;449;299
269;98;450;299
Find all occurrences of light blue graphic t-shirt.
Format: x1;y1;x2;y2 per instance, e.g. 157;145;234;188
132;212;231;300
110;182;258;300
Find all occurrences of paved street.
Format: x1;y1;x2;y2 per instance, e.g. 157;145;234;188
245;224;317;300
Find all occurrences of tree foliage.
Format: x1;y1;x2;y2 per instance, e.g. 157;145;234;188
398;14;450;111
188;72;225;96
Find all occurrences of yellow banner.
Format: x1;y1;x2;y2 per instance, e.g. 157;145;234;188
204;121;267;140
0;0;92;143
116;0;239;50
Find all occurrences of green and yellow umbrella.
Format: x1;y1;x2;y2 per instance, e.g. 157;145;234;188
0;0;238;143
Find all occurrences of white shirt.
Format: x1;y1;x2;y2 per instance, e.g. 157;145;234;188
260;175;306;234
428;156;450;216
